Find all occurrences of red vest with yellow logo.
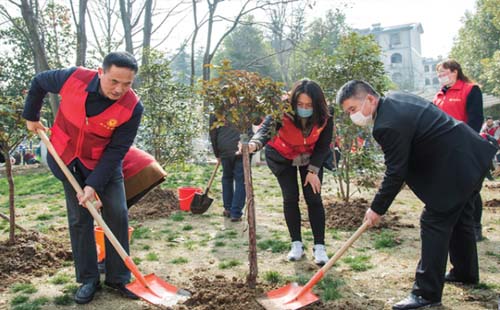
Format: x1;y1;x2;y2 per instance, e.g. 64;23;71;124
50;67;139;170
268;115;327;160
433;79;475;122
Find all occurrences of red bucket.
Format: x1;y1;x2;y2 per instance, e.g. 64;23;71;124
178;186;202;211
94;226;134;262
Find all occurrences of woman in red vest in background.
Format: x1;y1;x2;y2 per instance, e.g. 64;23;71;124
248;79;333;265
433;59;485;241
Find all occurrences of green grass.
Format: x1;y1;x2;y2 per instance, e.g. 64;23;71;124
142;244;151;250
53;294;73;305
342;255;373;271
11;295;29;305
63;284;79;295
50;274;71;285
214;240;226;247
0;172;62;196
170;212;185;222
218;259;242;269
35;213;54;221
10;283;37;294
216;229;238;240
182;224;193;231
285;274;310;286
373;230;398;249
328;228;342;240
132;257;142;265
485;250;500;263
474;282;499;290
145;252;159;261
257;239;289;253
317;275;344;301
170;257;189;264
12;296;50;310
263;271;282;284
184;240;197;250
133;226;152;239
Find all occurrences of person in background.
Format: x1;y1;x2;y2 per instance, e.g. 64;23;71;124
337;80;496;310
247;79;333;266
23;52;143;304
433;59;485;241
209;113;251;222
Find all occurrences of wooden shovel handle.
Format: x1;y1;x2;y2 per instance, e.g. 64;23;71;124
297;221;371;296
37;130;149;287
204;160;220;193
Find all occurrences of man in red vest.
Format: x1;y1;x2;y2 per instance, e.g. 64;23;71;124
23;52;143;304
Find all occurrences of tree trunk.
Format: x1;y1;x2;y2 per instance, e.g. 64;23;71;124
119;0;133;54
19;0;59;116
241;139;257;288
3;149;16;243
76;0;89;66
190;0;199;87
141;0;153;67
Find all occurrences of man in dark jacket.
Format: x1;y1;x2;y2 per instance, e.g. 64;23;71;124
337;80;496;310
209;114;250;221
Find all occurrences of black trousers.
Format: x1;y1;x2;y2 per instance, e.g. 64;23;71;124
275;164;325;245
472;192;482;229
411;189;479;302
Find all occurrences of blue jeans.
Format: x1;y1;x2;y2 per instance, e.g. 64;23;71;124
62;168;131;284
221;156;246;219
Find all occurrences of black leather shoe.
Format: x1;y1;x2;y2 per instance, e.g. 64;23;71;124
74;281;101;304
105;281;139;300
392;294;441;310
444;272;478;285
223;210;230;218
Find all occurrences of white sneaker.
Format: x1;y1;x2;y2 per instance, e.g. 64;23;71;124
313;244;329;266
287;241;304;261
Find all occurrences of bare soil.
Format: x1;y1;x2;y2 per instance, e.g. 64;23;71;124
129;187;179;221
0;230;72;291
484;198;500;209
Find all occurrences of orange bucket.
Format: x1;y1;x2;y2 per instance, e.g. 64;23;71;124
177;186;202;211
95;226;134;262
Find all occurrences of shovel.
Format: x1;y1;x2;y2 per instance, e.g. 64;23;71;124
190;160;220;214
257;221;370;310
38;130;190;308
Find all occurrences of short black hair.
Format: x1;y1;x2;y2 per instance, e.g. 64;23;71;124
336;80;379;105
102;51;138;73
486;116;493;120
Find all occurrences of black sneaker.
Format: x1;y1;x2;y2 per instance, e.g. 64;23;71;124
74;280;101;304
223;210;230;218
104;281;139;300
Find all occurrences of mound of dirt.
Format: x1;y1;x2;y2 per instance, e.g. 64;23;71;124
484;199;500;208
0;231;71;291
173;275;382;310
129;187;179;221
322;197;414;230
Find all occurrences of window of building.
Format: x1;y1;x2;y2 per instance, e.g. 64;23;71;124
425;78;430;85
432;77;439;84
390;33;401;45
431;64;436;72
425;65;429;72
391;53;403;64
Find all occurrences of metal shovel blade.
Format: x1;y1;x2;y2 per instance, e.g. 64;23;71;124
257;282;319;310
190;192;214;214
126;273;190;307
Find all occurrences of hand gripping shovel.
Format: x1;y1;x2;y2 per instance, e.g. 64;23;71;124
257;221;370;310
190;160;220;214
38;130;190;308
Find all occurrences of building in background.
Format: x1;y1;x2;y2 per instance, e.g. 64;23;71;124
358;23;441;92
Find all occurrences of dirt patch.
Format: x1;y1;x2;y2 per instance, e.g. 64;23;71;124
173;275;382;310
484;182;500;189
129;187;179;221
0;230;71;291
484;199;500;208
323;197;414;230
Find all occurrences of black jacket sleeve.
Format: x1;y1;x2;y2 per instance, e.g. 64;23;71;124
208;114;219;158
308;116;333;173
465;86;483;133
249;115;276;149
371;126;411;215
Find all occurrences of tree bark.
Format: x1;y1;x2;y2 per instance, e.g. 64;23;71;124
119;0;133;54
3;149;16;243
141;0;153;67
0;212;26;232
190;0;199;87
75;0;89;66
241;140;257;288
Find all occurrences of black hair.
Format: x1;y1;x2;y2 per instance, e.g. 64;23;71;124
102;51;138;73
336;80;379;105
486;116;493;120
289;79;329;127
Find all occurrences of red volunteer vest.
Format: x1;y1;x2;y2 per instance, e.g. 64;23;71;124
268;115;327;160
50;67;139;170
433;79;475;122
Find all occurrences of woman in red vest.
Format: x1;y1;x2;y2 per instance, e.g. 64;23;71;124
248;79;333;265
433;59;485;241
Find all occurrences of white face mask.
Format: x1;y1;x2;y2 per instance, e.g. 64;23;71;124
350;98;373;127
438;75;451;86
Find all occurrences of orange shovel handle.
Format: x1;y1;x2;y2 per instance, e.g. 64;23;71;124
37;130;149;287
294;221;371;299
